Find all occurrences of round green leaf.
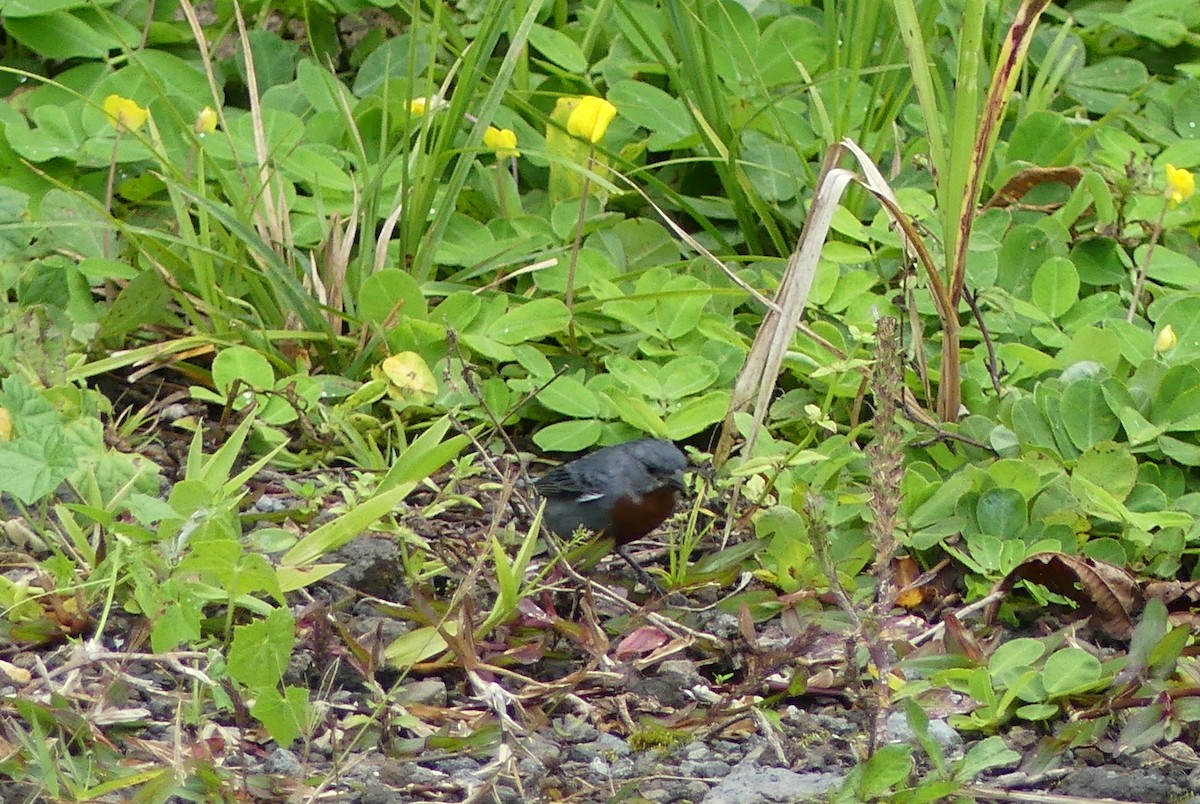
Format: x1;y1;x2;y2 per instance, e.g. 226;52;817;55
659;356;718;399
1041;647;1102;697
1031;257;1079;319
1074;441;1137;502
975;488;1028;540
1006;110;1074;166
989;638;1046;679
359;270;427;324
1071;238;1127;286
212;346;276;397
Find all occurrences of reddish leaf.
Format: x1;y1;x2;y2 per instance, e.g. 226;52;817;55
614;626;670;660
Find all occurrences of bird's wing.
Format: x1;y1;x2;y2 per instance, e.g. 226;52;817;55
535;463;612;500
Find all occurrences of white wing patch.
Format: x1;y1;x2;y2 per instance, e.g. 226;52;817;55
576;492;606;503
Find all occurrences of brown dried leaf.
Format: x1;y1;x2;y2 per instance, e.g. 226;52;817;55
984;552;1141;639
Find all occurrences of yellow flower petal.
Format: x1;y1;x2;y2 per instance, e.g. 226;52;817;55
1165;164;1196;207
566;95;617;144
1155;324;1178;354
483;125;519;159
194;106;218;134
102;94;148;133
409;97;428;117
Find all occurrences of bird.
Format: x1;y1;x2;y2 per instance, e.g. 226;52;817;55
534;438;688;593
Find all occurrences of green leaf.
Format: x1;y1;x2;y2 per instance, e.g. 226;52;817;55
609;394;668;436
953;736;1020;780
491;298;570;344
609;79;696;150
606;357;663;396
539;375;601;418
909;474;974;530
1059;379;1119;451
359;270;427;324
665;391;730;439
975;488;1027;540
385;624;454;667
1041;647;1102;696
211;346;276;399
659;356;718;399
1030;257;1079;319
6;9;130;59
1005;111;1074;167
228;608;295;689
655;276;711;339
528;24;587;73
0;376;77;505
1073;441;1137;502
989;638;1046;682
856;744;913;797
281;481;418;568
251;686;309;746
532;419;603;452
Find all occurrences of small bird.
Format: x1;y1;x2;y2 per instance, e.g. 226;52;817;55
534;438;687;592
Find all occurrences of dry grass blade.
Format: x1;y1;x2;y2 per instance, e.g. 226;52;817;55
714;139;932;467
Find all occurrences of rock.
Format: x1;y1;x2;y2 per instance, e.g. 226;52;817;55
397;678;447;707
262;748;302;777
883;711;963;758
703;761;842;804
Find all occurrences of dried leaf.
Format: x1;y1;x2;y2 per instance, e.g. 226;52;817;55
984;552;1141;639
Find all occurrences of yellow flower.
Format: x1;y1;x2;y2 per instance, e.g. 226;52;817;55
566;95;617;144
103;94;148;133
1165;164;1196;207
1155;324;1178;354
194;106;218;134
483;126;519;159
409;97;429;116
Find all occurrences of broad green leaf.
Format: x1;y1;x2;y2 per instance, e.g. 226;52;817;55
357;268;429;324
655;276;711;339
7;9;133;58
528;23;587;72
609;79;696;150
606;357;663;397
1030;257;1079;319
659;356;718;399
1059;379;1119;451
1074;441;1137;501
228;608;295;689
539;375;601;418
666;391;730;439
212;346;276;397
975;488;1027;540
909;474;974;530
1042;648;1102;696
609;394;668;436
1005;110;1074;166
532;419;603;451
954;736;1021;780
490;299;570;344
989;638;1046;681
251;686;309;747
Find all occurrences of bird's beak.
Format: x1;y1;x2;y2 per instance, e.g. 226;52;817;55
665;470;686;492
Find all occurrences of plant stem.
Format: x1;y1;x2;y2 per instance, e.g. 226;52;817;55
1127;200;1169;323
